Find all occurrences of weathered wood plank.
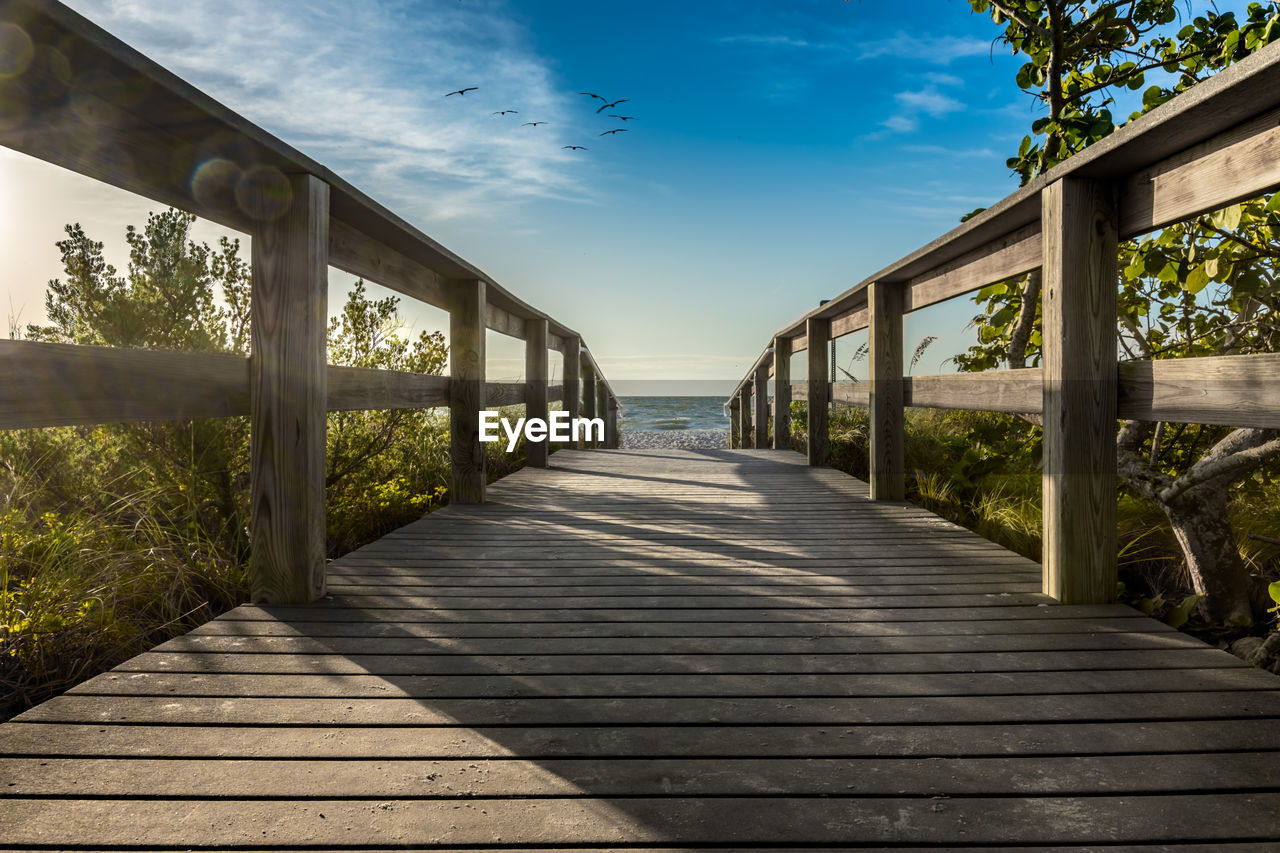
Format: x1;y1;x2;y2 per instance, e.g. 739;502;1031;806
524;318;549;467
806;317;830;465
449;278;486;503
327;365;449;410
484;381;524;407
1118;352;1280;427
754;361;769;448
906;368;1043;413
773;336;791;449
248;173;328;605
906;224;1042;311
1041;177;1118;605
869;281;905;500
580;352;598;449
830;306;869;338
562;336;581;433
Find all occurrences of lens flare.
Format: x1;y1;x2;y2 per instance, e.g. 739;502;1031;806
190;157;240;211
0;24;34;78
235;164;292;221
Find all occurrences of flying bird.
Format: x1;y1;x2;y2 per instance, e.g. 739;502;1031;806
578;92;606;101
492;110;519;115
522;121;547;126
562;145;588;150
446;87;478;96
609;115;637;121
596;98;629;113
599;128;628;136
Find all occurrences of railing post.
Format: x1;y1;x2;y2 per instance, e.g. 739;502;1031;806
596;381;609;448
729;396;741;448
606;397;619;448
249;173;329;605
580;353;597;449
450;278;487;503
806;317;830;466
869;281;905;500
1041;177;1119;604
754;362;769;449
739;386;752;448
563;337;581;451
524;317;549;468
773;336;791;450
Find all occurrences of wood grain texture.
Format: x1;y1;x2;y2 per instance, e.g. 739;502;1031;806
0;340;249;428
562;336;581;434
1121;104;1280;238
580;353;598;449
1118;352;1280;427
729;397;741;448
248;173;329;605
327;366;449;411
830;306;868;339
606;396;619;449
906;368;1043;413
791;333;808;354
738;387;752;449
484;382;525;407
3;449;1277;849
449;279;486;504
328;218;449;311
806;317;830;466
869;281;905;500
524;318;549;467
832;381;869;407
1041;177;1119;605
597;382;609;448
754;363;769;449
906;224;1042;312
773;336;791;449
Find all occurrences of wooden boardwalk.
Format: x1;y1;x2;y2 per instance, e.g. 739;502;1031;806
2;448;1279;849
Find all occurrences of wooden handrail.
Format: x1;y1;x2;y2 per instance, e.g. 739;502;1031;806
729;36;1280;608
0;0;620;604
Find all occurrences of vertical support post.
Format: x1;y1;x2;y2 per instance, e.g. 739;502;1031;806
869;281;905;500
450;279;487;504
773;336;791;450
1041;177;1118;604
606;397;619;448
524;317;549;468
739;386;752;448
806;317;830;466
563;336;581;452
729;397;741;448
250;173;329;605
596;382;609;448
754;363;769;449
580;353;597;449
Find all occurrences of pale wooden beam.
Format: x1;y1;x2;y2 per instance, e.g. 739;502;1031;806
597;382;609;448
1042;177;1119;604
249;173;329;605
562;337;581;450
580;353;597;449
449;278;487;504
738;387;752;449
773;336;792;450
869;281;905;500
524;317;549;468
754;363;769;449
729;397;741;448
806;317;830;466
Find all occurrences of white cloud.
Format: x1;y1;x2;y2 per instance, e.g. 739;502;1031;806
717;34;823;49
903;144;997;158
64;0;591;224
881;114;919;133
924;72;964;87
858;33;991;65
894;88;965;117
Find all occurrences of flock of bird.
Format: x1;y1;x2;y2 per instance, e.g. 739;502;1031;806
444;85;636;152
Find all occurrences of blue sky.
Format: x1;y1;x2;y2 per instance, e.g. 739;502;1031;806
1;0;1134;391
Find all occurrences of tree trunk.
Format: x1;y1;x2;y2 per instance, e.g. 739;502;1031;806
1162;485;1254;626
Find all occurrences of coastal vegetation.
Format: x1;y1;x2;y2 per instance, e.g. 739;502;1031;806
0;210;528;720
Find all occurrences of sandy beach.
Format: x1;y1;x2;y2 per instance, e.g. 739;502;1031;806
619;429;730;450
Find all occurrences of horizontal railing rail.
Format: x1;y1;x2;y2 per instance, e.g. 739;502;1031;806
729;37;1280;607
0;0;619;604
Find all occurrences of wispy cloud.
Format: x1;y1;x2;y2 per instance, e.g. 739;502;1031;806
903;144;997;158
716;33;831;50
66;0;592;224
895;88;965;117
857;33;992;65
924;72;965;87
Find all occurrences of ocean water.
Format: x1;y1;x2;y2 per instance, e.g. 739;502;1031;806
618;396;730;432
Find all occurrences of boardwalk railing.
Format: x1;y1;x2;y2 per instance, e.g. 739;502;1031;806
0;0;618;604
729;40;1280;607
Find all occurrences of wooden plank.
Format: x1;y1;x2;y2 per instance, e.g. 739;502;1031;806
597;382;609;448
806;317;830;465
738;387;752;449
905;368;1043;413
1041;177;1119;605
830;306;868;338
547;383;563;404
832;380;869;407
580;352;597;449
0;339;249;428
754;362;769;448
524;318;549;467
906;224;1042;312
484;381;524;407
327;218;449;309
562;336;581;432
326;365;448;411
791;333;807;354
248;173;328;605
1118;352;1280;427
1121;103;1280;237
772;336;791;449
449;279;486;503
484;302;527;340
869;281;904;500
729;396;741;448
